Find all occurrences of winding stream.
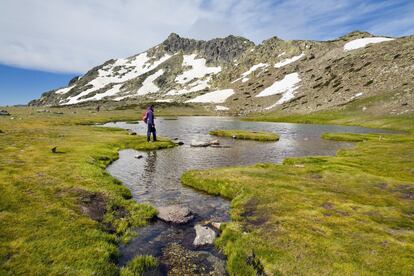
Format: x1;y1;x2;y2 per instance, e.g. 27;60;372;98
104;116;393;274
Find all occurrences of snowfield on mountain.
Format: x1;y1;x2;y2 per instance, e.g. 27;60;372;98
30;31;413;117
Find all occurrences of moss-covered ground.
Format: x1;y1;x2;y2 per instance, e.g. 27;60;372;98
0;107;175;275
209;129;279;141
182;108;414;275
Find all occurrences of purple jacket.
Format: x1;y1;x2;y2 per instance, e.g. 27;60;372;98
146;108;155;125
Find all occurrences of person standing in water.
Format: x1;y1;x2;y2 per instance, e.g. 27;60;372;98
144;105;157;142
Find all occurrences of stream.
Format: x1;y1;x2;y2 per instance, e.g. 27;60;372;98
104;116;394;275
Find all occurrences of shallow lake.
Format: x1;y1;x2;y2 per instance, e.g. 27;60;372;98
104;116;394;274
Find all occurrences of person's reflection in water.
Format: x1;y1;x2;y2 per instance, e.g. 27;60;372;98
141;151;157;194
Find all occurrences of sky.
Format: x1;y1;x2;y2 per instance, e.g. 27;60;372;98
1;0;413;105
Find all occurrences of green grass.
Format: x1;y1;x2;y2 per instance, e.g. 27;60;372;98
120;255;158;275
0;107;175;275
209;129;279;141
244;93;414;134
182;113;414;275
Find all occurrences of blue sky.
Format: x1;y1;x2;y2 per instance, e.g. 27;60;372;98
1;0;413;105
0;65;77;106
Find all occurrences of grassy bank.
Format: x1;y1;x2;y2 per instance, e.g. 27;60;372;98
244;93;414;133
0;107;175;275
182;113;414;275
209;129;279;141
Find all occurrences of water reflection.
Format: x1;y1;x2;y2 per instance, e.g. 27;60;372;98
104;117;395;268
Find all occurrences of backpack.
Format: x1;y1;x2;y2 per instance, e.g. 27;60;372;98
142;111;148;124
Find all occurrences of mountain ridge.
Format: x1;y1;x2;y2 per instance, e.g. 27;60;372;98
29;31;413;117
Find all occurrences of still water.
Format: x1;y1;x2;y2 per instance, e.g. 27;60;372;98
104;116;392;273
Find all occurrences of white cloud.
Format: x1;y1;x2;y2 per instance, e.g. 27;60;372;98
0;0;201;73
1;0;413;73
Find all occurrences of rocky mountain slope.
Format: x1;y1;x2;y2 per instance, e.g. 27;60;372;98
30;31;414;116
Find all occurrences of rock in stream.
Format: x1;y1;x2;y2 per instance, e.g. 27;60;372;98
193;224;217;246
157;205;194;224
161;243;226;276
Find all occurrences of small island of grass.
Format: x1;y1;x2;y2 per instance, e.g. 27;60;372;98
209;129;279;141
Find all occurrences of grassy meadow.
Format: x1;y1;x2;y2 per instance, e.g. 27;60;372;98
1;103;413;275
183;107;414;275
209;129;279;141
0;107;177;275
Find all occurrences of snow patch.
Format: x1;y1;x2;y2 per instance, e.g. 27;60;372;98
113;95;133;101
62;52;171;105
55;85;75;95
63;84;123;104
274;53;305;68
278;52;286;57
166;78;211;96
87;84;123;101
186;89;234;103
137;69;164;95
350;92;364;100
232;63;268;83
155;99;173;103
175;54;221;84
256;73;301;98
188;79;209;92
344;37;394;51
256;73;301;110
165;89;178;96
215;105;229;111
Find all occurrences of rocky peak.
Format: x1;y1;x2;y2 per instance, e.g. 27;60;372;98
161;32;199;54
339;31;374;41
161;33;253;64
167;32;180;40
262;36;283;44
201;35;254;63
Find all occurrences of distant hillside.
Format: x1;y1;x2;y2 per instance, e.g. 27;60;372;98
30;31;414;116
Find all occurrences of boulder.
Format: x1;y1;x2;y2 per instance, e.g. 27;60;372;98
135;155;143;159
129;132;137;136
157;205;194;224
190;140;211;147
193;224;217;246
210;139;220;145
176;141;184;146
211;222;223;230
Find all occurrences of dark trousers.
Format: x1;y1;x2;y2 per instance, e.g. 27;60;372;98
147;123;157;141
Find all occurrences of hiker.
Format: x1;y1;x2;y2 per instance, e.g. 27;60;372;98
143;105;157;142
